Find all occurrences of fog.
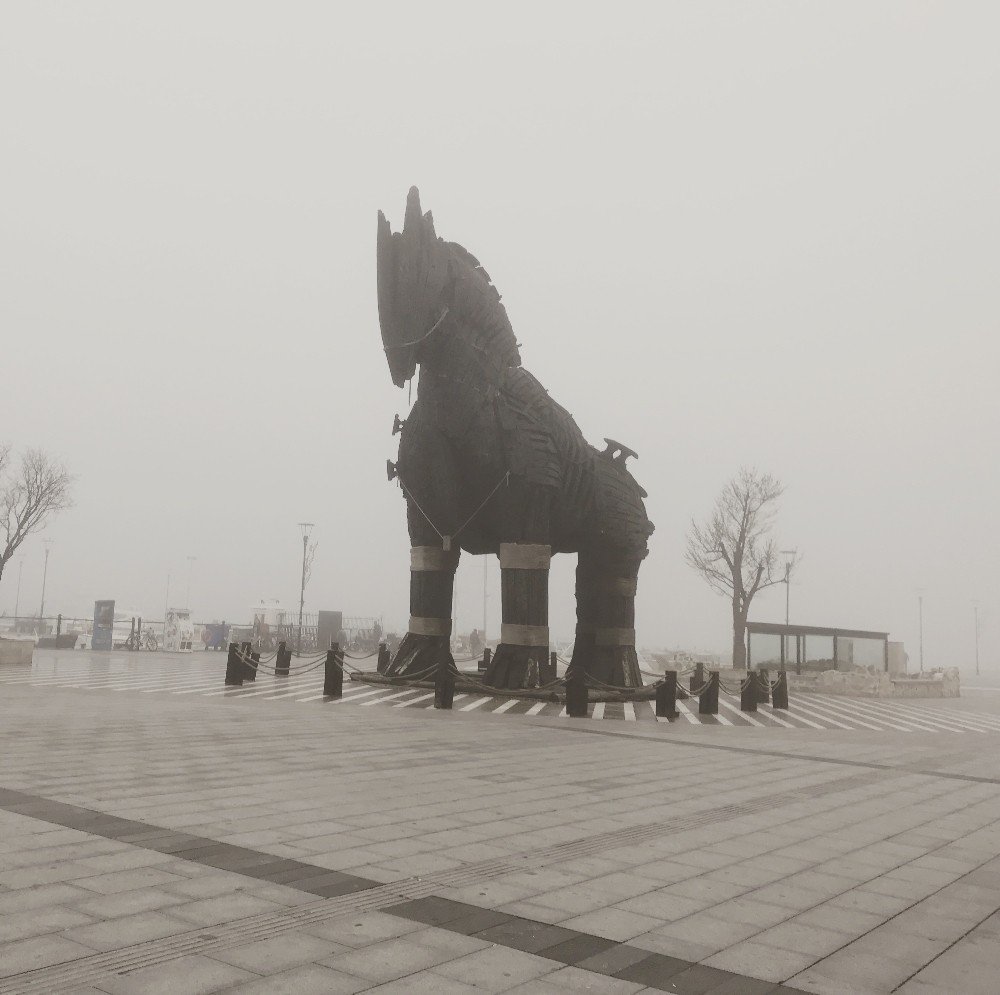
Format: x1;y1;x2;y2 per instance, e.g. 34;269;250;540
2;3;997;668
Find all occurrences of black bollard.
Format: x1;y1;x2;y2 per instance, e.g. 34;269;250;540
434;651;455;709
772;670;789;710
689;661;704;695
566;667;588;718
57;614;62;637
757;667;771;705
241;641;255;682
324;643;343;698
740;673;758;712
655;670;679;719
224;643;243;686
251;650;261;683
479;646;491;674
276;641;289;677
377;643;390;675
699;671;720;715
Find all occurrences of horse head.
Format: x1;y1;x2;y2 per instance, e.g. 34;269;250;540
377;187;519;387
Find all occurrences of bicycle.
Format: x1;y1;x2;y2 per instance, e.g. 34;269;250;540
125;628;159;651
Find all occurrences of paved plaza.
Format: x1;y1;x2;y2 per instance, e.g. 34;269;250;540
2;651;1000;993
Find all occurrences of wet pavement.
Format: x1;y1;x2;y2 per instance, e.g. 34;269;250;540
1;649;1000;993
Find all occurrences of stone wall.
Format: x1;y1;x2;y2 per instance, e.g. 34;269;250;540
891;668;961;698
788;666;960;698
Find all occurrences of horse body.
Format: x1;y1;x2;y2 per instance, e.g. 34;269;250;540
379;187;653;689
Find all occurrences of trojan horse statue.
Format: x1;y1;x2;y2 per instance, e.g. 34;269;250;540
377;187;654;690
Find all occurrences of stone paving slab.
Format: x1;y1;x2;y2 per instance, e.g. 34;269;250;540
1;652;1000;992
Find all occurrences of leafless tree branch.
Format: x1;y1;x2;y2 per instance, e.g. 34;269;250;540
0;447;74;583
685;466;792;667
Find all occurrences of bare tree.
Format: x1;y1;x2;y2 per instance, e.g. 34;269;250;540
1;447;74;584
685;467;795;668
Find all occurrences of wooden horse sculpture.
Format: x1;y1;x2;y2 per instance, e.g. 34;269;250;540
378;187;654;689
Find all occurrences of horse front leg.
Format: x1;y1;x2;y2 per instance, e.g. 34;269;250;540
387;420;461;680
388;541;459;680
581;545;645;688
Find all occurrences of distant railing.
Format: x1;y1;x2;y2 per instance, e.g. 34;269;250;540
0;611;387;655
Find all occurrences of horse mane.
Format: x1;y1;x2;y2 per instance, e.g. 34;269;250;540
444;240;521;371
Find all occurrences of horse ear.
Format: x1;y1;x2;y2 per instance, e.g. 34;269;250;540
404;186;422;232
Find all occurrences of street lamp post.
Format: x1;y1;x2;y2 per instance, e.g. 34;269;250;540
779;550;797;625
39;540;53;632
297;523;314;656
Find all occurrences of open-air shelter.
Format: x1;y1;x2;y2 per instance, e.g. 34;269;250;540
746;621;890;673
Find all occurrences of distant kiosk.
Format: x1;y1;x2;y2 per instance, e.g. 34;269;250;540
164;608;194;652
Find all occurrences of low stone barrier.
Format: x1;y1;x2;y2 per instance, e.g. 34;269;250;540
890;668;960;698
788;666;959;698
0;637;34;665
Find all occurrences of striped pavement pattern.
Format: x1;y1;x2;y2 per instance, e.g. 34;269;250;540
2;657;999;733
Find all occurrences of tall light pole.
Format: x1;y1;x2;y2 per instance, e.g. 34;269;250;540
185;556;196;610
39;540;54;631
780;549;797;625
297;523;314;656
973;602;980;677
482;555;488;642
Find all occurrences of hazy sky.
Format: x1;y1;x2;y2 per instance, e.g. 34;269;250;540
2;3;997;667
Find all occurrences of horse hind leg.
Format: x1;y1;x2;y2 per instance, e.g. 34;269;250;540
575;547;643;687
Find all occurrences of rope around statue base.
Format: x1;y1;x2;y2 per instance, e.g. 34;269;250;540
347;670;668;704
231;644;781;707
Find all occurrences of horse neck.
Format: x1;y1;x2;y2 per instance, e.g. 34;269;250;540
417;310;514;392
